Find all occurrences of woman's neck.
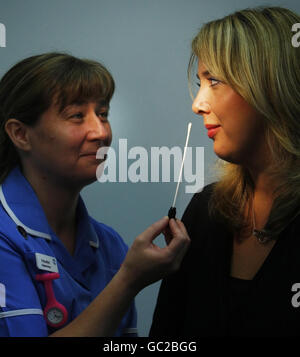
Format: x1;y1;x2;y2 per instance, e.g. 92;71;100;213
246;164;280;232
250;170;277;197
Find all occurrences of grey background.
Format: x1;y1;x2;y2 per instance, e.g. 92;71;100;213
0;0;299;336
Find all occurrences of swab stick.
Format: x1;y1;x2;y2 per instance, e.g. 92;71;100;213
168;122;192;219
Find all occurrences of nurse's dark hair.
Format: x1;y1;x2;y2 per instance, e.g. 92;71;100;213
0;52;115;183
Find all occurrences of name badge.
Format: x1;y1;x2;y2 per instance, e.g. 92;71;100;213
35;253;58;273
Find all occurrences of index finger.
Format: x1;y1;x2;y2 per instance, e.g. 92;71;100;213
139;216;170;243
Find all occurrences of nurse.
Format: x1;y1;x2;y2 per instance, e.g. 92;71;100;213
0;52;190;337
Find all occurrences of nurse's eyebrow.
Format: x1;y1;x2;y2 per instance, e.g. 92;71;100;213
96;101;110;108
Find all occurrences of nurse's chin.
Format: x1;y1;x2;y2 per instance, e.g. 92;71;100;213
71;171;99;189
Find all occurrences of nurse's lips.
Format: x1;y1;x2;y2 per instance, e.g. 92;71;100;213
80;150;108;160
80;152;97;157
205;124;221;139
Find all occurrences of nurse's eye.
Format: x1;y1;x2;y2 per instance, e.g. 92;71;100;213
97;111;109;122
70;112;84;119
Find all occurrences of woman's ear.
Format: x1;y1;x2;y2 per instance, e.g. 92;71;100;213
5;119;31;151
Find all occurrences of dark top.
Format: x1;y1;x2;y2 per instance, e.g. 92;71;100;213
150;184;300;337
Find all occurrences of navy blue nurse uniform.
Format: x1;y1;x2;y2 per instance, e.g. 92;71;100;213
0;166;137;336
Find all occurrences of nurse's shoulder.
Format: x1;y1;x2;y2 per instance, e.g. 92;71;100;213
0;202;29;252
89;217;129;263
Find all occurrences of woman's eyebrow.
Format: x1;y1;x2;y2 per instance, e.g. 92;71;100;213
197;70;210;79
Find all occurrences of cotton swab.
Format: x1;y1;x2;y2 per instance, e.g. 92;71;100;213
168;122;192;219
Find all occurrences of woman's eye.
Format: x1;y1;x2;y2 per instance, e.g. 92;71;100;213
195;78;220;88
209;78;220;86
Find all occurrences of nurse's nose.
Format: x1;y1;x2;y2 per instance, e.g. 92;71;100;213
86;112;110;141
192;90;211;116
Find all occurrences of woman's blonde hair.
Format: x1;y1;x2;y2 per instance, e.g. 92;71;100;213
188;6;300;237
0;52;115;183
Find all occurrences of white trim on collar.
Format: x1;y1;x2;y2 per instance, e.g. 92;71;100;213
0;184;52;241
89;239;99;249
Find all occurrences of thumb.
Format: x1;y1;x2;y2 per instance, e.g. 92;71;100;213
166;218;190;255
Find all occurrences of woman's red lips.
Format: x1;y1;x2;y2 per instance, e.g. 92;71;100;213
205;124;220;129
205;124;221;139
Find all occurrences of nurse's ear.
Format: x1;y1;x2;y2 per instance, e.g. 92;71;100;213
4;118;32;152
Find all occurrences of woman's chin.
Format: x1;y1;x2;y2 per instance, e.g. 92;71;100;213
213;146;241;165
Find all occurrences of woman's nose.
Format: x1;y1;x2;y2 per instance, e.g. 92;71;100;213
192;91;211;115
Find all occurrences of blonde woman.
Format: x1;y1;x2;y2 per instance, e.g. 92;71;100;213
150;6;300;337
